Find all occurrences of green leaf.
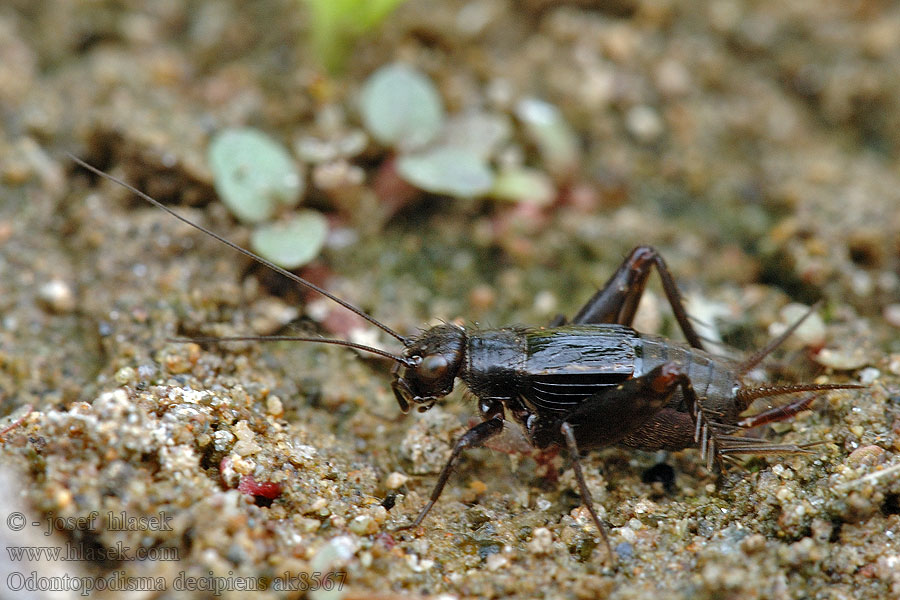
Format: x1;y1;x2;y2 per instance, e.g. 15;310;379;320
250;211;329;270
357;0;408;29
360;63;445;150
396;147;494;198
208;128;303;224
439;111;512;159
490;167;555;205
515;98;580;177
303;0;408;72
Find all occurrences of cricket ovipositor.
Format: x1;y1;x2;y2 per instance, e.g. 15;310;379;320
71;155;862;562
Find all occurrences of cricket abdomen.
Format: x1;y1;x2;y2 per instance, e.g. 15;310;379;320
617;333;742;451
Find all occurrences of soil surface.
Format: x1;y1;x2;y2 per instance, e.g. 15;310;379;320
1;1;899;599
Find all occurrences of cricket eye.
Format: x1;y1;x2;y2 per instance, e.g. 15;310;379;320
419;354;449;380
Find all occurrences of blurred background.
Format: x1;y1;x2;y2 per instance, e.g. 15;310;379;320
1;1;898;598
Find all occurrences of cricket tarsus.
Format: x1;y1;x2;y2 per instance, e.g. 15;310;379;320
74;154;862;565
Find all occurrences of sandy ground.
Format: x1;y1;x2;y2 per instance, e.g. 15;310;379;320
1;1;899;598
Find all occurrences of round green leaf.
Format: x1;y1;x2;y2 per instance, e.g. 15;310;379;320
250;211;328;269
360;63;445;150
396;147;494;198
208;128;304;224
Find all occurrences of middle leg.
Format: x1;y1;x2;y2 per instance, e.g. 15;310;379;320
552;362;705;562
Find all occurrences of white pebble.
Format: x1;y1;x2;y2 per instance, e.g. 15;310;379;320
485;553;508;571
884;304;900;328
38;279;76;313
385;471;409;489
528;527;553;554
858;367;880;384
625;105;664;142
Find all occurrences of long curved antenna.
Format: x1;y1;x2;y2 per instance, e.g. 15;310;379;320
171;335;416;366
736;301;821;376
69;153;409;344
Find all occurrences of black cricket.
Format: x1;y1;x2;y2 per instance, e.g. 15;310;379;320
72;155;860;562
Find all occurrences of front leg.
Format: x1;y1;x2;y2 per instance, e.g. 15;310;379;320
564;246;705;350
396;400;506;531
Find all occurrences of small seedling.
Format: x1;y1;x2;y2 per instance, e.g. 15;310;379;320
208;127;327;269
303;0;410;73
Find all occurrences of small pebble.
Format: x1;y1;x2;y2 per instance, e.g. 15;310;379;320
814;347;869;370
625;105;664;142
776;487;794;502
213;430;235;451
485;553;508;571
468;479;487;495
230;455;254;475
219;456;238;487
297;517;321;533
741;533;767;554
233;420;254;441
885;304;900;328
114;366;137;385
889;354;900;376
535;497;552;512
616;526;636;543
655;59;692;97
163;344;200;374
846;445;885;467
237;476;282;499
53;487;73;511
312;535;359;571
232;439;262;456
770;303;826;348
0;221;12;244
37;279;76;313
406;554;435;572
614;542;634;560
349;514;378;535
858;367;880;384
266;396;284;417
528;527;553;555
250;298;299;336
308;497;328;513
384;471;409;490
370;505;388;525
533;290;557;315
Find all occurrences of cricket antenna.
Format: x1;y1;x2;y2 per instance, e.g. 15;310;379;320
174;335;417;366
69;153;410;345
736;301;820;376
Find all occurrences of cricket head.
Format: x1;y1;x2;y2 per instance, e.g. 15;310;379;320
391;324;467;413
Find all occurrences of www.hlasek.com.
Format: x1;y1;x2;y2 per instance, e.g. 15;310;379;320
7;542;180;562
5;570;348;596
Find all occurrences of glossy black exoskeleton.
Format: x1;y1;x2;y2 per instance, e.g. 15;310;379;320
387;246;858;560
71;156;861;563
